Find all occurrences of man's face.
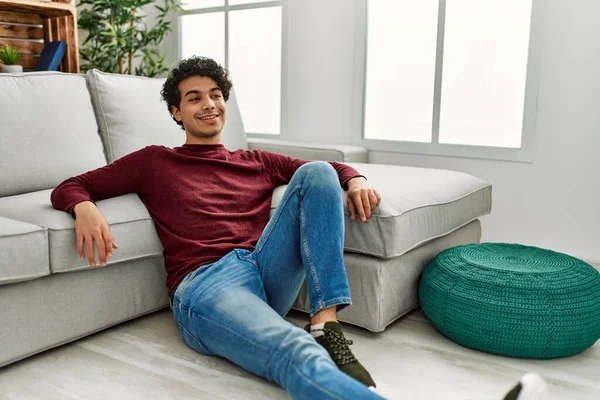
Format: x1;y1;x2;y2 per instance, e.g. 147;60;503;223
171;76;226;143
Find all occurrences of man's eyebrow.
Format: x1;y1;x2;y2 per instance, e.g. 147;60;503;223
184;87;222;97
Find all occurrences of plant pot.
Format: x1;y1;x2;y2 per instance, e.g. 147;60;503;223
1;65;23;73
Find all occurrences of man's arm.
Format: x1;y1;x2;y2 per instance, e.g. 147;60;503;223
51;146;157;266
258;151;381;222
51;146;156;216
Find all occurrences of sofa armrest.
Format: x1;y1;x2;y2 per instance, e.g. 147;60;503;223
247;138;368;163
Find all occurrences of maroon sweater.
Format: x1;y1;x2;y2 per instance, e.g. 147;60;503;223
51;144;362;297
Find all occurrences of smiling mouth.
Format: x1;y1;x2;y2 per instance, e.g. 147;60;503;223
197;114;219;120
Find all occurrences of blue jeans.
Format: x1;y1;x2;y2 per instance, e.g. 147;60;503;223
171;162;383;400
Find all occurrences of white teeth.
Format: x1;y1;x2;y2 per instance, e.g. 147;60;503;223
199;115;217;120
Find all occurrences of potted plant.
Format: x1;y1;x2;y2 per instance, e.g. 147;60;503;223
0;45;23;73
78;0;182;77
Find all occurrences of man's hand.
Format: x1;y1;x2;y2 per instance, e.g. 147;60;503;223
74;201;119;267
347;177;381;222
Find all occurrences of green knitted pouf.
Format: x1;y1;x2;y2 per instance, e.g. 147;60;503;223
419;243;600;359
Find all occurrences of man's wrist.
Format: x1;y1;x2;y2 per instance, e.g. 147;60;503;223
73;201;95;216
346;176;367;188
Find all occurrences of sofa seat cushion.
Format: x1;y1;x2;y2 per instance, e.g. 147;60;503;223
271;163;492;258
0;190;163;274
0;72;106;197
0;217;49;286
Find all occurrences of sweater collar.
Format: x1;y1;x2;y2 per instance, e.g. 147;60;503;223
180;144;226;153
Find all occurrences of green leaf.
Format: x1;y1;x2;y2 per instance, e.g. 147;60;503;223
0;45;19;65
77;0;176;76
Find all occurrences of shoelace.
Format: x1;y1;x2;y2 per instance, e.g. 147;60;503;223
320;328;358;366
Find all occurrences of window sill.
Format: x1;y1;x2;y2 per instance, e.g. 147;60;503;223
359;139;534;163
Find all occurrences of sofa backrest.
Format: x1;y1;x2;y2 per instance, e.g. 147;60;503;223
0;72;107;197
86;70;247;163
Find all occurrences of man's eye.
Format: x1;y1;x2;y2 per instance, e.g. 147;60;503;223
212;94;221;99
190;98;199;102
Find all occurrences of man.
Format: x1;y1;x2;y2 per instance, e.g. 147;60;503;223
51;56;384;400
51;57;548;400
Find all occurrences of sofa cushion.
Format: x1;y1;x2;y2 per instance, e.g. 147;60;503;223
0;72;107;197
271;163;492;258
86;69;247;163
0;190;163;274
0;217;49;286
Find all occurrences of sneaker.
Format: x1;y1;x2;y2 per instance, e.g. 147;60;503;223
503;373;548;400
305;321;376;388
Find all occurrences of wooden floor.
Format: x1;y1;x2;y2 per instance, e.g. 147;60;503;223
0;308;598;400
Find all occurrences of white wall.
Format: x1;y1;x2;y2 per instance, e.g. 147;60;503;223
282;0;600;261
282;0;358;142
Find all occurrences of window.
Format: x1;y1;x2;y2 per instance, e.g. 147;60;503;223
358;0;540;161
179;0;283;135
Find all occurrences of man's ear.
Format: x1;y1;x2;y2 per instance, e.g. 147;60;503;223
171;105;181;121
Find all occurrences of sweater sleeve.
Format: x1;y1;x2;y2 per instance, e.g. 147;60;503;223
259;151;365;190
50;146;158;217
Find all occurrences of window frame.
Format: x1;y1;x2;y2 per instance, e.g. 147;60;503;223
352;0;543;162
176;0;286;136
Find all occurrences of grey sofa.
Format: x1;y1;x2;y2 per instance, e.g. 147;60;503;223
0;70;492;368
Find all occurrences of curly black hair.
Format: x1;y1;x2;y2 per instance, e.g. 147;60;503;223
161;56;233;129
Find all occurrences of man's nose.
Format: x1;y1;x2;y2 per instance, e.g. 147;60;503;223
202;98;215;110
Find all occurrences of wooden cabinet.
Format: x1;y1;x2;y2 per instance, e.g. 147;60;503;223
0;0;79;73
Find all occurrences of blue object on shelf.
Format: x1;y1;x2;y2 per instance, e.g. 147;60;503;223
33;41;67;71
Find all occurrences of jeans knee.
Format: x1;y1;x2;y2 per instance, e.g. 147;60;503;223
296;162;338;186
298;161;335;174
